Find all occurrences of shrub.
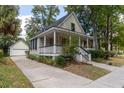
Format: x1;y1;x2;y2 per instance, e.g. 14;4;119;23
27;54;66;67
38;56;45;62
0;49;4;59
0;50;5;63
46;59;55;65
27;54;38;60
25;51;29;56
37;56;54;65
108;62;112;65
109;51;117;57
89;50;105;58
55;56;66;68
0;58;6;63
62;35;78;57
117;51;123;55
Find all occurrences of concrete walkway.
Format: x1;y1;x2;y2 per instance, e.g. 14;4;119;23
91;61;119;71
11;56;124;88
85;66;124;88
11;56;92;88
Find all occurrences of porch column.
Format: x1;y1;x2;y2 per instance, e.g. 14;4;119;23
53;31;56;60
69;35;71;45
43;35;46;53
93;38;95;49
37;37;40;54
86;37;89;48
78;36;81;46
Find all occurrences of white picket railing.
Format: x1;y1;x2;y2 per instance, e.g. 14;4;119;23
39;46;62;54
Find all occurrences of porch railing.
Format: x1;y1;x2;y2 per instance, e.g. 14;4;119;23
39;45;62;54
77;46;91;61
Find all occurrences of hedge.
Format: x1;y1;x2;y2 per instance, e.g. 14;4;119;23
27;54;67;68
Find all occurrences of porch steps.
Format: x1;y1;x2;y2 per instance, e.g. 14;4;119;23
74;47;91;64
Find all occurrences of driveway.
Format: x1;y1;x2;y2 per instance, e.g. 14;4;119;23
11;56;92;88
11;56;124;88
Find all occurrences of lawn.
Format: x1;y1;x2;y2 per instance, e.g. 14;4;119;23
0;57;33;88
64;63;110;80
93;56;124;67
107;57;124;67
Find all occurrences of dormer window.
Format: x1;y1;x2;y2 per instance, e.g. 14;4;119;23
71;23;75;31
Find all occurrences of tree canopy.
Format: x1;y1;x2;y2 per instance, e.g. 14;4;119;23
0;5;21;55
25;5;60;40
65;5;124;57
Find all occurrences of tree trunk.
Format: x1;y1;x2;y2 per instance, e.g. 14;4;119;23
110;19;113;51
93;24;98;50
98;37;101;50
3;46;8;56
110;31;113;51
105;15;110;59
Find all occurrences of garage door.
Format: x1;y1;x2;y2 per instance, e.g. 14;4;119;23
10;49;27;56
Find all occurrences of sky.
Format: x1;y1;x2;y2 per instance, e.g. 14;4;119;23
18;5;66;38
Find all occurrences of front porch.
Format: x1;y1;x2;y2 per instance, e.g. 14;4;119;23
30;27;95;57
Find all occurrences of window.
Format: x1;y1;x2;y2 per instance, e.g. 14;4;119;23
71;23;75;31
31;38;37;50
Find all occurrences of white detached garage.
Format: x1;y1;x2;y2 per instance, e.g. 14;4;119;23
9;40;29;56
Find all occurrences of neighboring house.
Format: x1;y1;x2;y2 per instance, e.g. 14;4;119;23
30;12;95;62
9;40;29;56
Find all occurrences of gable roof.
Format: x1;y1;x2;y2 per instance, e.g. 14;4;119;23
45;14;70;30
9;39;28;48
58;12;85;33
36;13;70;35
35;12;85;36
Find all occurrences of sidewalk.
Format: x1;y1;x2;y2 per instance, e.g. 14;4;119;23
11;56;92;88
91;61;119;71
85;67;124;88
11;56;124;88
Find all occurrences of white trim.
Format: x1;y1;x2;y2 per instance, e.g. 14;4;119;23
10;40;28;48
30;27;93;41
38;53;60;56
58;12;85;34
78;36;81;46
30;12;91;40
43;35;46;53
54;27;93;39
53;31;56;54
37;37;40;53
30;27;55;40
73;13;85;34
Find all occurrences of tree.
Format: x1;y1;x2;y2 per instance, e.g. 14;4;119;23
45;5;60;26
65;5;124;59
62;35;78;60
0;5;20;35
112;23;124;51
64;6;92;34
0;5;20;55
65;6;103;50
25;5;60;40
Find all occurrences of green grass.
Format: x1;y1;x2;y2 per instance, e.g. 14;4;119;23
0;57;33;88
64;63;110;80
92;58;106;63
81;64;110;80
